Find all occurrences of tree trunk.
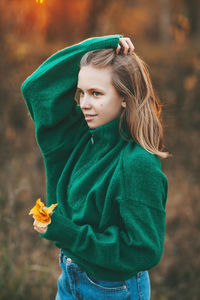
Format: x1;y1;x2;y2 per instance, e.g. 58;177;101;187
159;0;171;43
84;0;111;37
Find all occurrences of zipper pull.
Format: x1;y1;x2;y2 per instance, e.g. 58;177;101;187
91;135;94;144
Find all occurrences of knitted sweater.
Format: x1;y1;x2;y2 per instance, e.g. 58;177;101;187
21;34;168;281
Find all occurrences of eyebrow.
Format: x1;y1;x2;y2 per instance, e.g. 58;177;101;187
77;87;105;92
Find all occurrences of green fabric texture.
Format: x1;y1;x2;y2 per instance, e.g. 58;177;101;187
21;34;168;281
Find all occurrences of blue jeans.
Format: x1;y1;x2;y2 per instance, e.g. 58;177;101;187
55;249;151;300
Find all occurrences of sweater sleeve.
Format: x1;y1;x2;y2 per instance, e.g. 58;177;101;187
40;149;168;276
21;34;122;156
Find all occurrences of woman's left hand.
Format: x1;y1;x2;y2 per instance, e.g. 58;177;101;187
33;219;49;234
33;208;53;234
116;37;135;55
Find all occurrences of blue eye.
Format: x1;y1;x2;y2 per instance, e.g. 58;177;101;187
93;91;100;97
78;90;101;98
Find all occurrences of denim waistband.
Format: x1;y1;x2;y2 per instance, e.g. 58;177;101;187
60;249;74;264
60;249;147;279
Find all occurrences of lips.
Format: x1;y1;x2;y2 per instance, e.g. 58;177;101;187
84;114;97;121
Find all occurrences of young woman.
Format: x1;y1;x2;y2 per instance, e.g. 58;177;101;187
21;35;169;300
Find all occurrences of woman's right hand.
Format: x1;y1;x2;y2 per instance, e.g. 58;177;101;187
116;37;135;55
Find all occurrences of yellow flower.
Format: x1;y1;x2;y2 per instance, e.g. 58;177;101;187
29;198;57;228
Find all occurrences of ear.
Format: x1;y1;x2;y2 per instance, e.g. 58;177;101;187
121;99;126;108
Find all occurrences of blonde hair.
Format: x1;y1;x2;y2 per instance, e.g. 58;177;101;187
78;48;171;159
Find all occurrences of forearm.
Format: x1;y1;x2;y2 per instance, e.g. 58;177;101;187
40;203;165;274
21;34;122;155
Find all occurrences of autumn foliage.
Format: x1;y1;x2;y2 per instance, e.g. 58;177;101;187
0;0;199;299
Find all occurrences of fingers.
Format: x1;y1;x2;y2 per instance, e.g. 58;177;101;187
34;225;47;234
125;38;135;53
33;220;48;234
116;37;135;55
116;44;122;55
32;206;52;234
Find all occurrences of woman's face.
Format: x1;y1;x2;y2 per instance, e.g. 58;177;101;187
77;65;125;129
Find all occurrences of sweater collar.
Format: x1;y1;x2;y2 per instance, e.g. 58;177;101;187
88;117;131;145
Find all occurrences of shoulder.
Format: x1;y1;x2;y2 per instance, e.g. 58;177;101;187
121;141;168;210
121;141;168;192
122;141;161;172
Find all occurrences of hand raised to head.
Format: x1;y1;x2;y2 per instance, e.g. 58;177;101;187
116;37;135;55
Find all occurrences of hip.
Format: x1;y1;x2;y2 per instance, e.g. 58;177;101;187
56;249;151;299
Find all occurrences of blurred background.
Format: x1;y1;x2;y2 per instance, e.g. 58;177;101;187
0;0;199;299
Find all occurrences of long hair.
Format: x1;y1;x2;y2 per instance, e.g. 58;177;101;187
78;48;171;159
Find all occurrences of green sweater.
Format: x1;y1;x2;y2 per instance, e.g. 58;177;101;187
21;34;168;281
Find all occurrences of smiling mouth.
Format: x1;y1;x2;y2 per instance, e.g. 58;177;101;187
84;114;97;120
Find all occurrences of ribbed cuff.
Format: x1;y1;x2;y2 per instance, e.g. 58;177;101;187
39;210;77;243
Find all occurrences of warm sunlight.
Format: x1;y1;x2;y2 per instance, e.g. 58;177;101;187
36;0;44;4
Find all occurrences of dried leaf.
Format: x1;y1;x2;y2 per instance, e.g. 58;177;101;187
29;198;57;227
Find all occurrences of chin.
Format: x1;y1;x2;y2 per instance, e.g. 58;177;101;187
87;118;107;129
88;125;96;129
87;122;97;129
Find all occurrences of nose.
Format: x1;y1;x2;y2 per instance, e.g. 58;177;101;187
80;93;91;109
